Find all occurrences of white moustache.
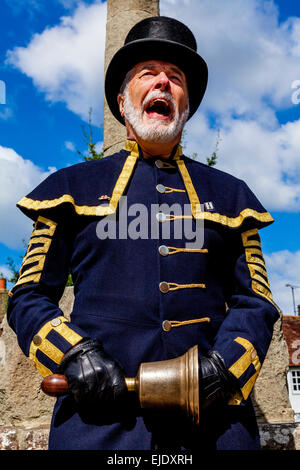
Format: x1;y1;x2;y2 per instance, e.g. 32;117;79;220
142;91;176;115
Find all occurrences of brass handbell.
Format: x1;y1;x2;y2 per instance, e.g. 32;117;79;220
41;345;199;426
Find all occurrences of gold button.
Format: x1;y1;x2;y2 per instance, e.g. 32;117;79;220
162;320;172;332
155;160;163;169
159;282;170;293
251;349;257;360
51;318;62;327
156;184;166;193
33;335;42;346
156;212;166;222
158;245;169;256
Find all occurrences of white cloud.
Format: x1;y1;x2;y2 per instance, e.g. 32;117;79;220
159;0;300;211
161;0;300;118
7;0;300;123
5;0;300;212
184;115;300;211
57;0;82;9
65;140;76;152
265;250;300;315
0;107;13;121
6;1;107;122
95;140;103;154
0;146;55;249
0;265;12;280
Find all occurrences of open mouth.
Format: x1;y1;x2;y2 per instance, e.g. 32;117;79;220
145;98;172;120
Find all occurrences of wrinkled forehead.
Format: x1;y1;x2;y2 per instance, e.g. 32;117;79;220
119;59;188;96
130;60;186;80
132;60;184;75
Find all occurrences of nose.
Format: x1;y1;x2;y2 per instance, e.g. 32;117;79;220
154;72;170;91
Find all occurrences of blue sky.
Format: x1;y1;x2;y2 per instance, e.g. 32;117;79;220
0;0;299;314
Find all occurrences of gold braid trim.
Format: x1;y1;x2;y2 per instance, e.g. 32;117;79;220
242;229;280;311
169;317;210;327
163;186;186;194
229;337;261;400
157;209;273;227
175;158;202;219
168;282;206;291
29;316;83;377
17;141;273;228
17;147;139;217
167;247;208;255
201;208;273;227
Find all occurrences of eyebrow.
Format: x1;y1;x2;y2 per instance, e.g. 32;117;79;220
138;63;185;78
169;66;185;79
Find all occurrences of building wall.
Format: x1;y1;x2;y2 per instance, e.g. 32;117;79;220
282;315;300;423
287;368;300;421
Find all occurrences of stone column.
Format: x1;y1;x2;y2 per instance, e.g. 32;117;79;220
253;311;294;424
0;288;75;449
103;0;160;156
253;312;298;449
0;278;8;320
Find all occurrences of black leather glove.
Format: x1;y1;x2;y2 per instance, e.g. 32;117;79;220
199;350;240;409
58;338;128;405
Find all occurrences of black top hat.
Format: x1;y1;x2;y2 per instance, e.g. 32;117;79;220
105;16;208;124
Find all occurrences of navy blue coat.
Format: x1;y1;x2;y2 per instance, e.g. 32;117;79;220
7;140;279;450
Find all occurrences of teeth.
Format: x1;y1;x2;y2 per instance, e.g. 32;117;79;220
151;99;168;106
147;98;170;113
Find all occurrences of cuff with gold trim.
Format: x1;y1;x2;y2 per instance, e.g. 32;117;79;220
29;316;85;377
226;337;261;402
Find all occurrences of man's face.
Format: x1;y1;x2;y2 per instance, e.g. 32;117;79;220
118;60;189;144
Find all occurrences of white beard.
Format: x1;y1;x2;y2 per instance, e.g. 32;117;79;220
123;87;189;143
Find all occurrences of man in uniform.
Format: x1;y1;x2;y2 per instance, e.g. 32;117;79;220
7;16;280;450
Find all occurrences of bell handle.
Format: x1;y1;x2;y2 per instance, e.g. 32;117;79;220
41;374;135;397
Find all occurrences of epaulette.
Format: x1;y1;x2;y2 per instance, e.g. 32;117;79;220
16;141;273;233
16;148;132;221
179;156;274;232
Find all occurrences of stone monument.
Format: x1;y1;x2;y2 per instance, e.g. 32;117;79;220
103;0;159;155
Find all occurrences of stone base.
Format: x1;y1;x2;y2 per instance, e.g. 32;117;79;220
259;423;300;450
0;423;298;450
0;426;49;450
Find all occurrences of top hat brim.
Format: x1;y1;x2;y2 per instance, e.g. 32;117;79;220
105;38;208;125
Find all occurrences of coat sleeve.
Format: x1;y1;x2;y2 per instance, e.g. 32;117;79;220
7;214;87;378
213;227;280;405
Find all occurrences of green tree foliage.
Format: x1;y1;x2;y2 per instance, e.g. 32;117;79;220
3;257;19;284
181;128;221;166
0;238;28;284
78;108;221;167
1;252;74;289
206;129;221;167
77;108;104;161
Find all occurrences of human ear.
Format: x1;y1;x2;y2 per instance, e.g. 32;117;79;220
117;93;125;117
